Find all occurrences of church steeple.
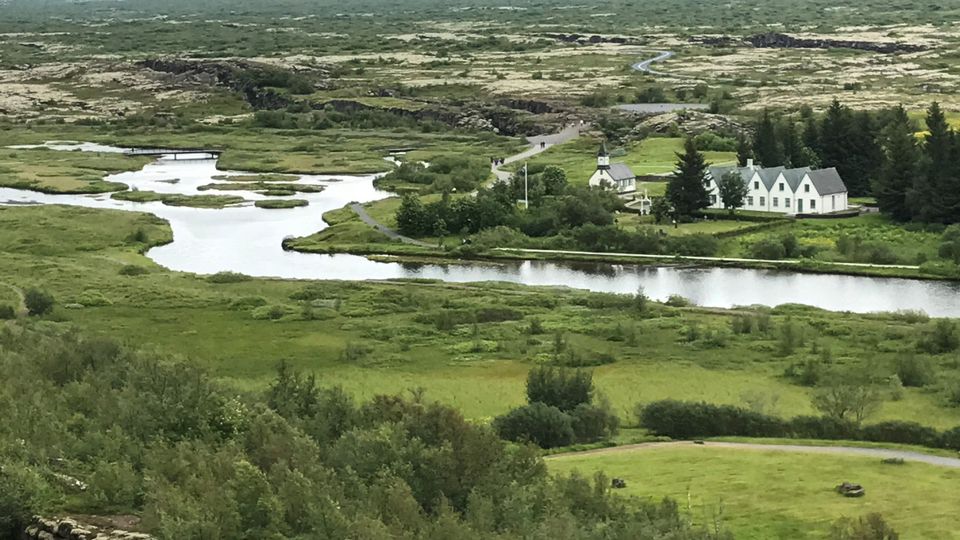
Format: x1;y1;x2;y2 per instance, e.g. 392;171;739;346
597;141;610;170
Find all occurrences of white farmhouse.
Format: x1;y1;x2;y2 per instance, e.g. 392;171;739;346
589;142;636;194
706;160;849;215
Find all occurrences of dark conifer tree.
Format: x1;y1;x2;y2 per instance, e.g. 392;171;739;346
667;138;711;218
875;105;921;221
913;102;952;222
736;134;753;167
752;109;783;166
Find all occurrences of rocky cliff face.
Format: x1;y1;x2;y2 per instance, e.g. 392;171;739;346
746;32;926;53
20;518;154;540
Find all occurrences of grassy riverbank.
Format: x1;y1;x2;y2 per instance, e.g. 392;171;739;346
0;147;150;194
4;204;960;427
288;202;960;281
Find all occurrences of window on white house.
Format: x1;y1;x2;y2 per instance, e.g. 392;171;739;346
785;198;790;208
754;181;759;189
710;195;717;204
773;198;779;207
760;197;765;206
804;185;810;193
810;199;816;209
747;196;754;205
779;183;784;191
832;195;836;209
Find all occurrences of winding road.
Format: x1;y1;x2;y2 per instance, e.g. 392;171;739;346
546;441;960;469
631;50;677;77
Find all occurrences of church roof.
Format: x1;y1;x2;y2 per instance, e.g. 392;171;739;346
598;141;609;157
608;163;635;181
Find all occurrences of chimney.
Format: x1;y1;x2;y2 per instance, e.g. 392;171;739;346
747;158;755;170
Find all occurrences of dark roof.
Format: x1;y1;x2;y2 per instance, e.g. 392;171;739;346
782;167;811;192
806;167;847;195
708;165;752;185
598;141;609;157
757;166;785;191
608;163;635;181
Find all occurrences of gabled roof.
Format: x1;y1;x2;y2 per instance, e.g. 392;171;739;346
781;167;812;192
608;163;635;181
708;165;752;185
806;167;847;195
756;166;785;191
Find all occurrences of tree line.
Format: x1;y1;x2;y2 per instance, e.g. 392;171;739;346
743;100;960;224
0;322;730;540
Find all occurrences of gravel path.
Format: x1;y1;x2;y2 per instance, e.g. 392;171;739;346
349;203;433;247
492;123;585;183
546;441;960;469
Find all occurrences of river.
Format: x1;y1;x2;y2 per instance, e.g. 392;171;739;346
2;144;960;316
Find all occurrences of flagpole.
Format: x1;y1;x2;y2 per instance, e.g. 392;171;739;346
524;162;529;210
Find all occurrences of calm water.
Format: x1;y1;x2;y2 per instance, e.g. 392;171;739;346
3;146;960;316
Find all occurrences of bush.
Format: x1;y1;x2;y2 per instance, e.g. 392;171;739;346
207;271;252;284
570;403;620;443
830;513;899;540
252;305;292;320
917;320;959;354
942;426;960;450
894;354;935;387
861;421;941;447
118;265;149;276
637;400;787;439
24;288;54;317
88;460;140;509
229;296;268;310
750;238;786;260
664;295;692;307
0;465;51;538
787;415;859;440
492;402;575;449
0;304;15;320
526;365;594;412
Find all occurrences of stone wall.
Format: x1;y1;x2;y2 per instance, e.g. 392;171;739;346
20;518;154;540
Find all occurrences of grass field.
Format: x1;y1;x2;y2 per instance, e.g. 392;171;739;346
0;148;149;194
4;205;960;428
512;136;737;184
548;445;960;539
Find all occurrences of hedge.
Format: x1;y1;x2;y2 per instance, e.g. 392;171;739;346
638;400;960;450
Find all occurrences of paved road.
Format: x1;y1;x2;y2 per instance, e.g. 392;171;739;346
350;203;432;247
546;441;960;469
493;247;922;271
492;123;585;183
631;50;676;76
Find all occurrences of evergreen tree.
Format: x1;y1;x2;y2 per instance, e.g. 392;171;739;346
395;194;432;236
736;134;753;167
779;119;802;168
820;99;857;189
752;109;783;166
875;105;921;221
845;111;883;197
667;138;711;218
913;102;953;222
802;114;821;157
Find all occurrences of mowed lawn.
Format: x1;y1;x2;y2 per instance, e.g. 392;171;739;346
513;136;737;184
548;445;960;539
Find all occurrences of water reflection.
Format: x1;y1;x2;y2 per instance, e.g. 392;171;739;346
2;149;959;316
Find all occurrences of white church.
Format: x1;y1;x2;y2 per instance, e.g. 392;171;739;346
589;142;637;194
706;160;849;215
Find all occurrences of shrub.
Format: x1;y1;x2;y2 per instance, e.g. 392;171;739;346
340;341;372;363
894;354;935;387
664;295;692;308
917;320;959;354
637;400;787;439
570;403;620;443
526;365;594;412
492;403;575;449
830;513;899;540
252;305;292;320
942;426;960;450
0;305;15;320
118;265;149;276
24;288;54;317
750;238;786;260
526;317;544;335
861;421;941;447
75;289;113;307
787;415;859;440
0;465;52;538
229;296;268;310
88;460;140;508
207;271;252;284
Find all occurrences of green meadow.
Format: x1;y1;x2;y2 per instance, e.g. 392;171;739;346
4;204;960;427
548;445;960;539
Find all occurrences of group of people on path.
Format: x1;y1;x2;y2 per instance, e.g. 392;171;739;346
490;157;506;167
